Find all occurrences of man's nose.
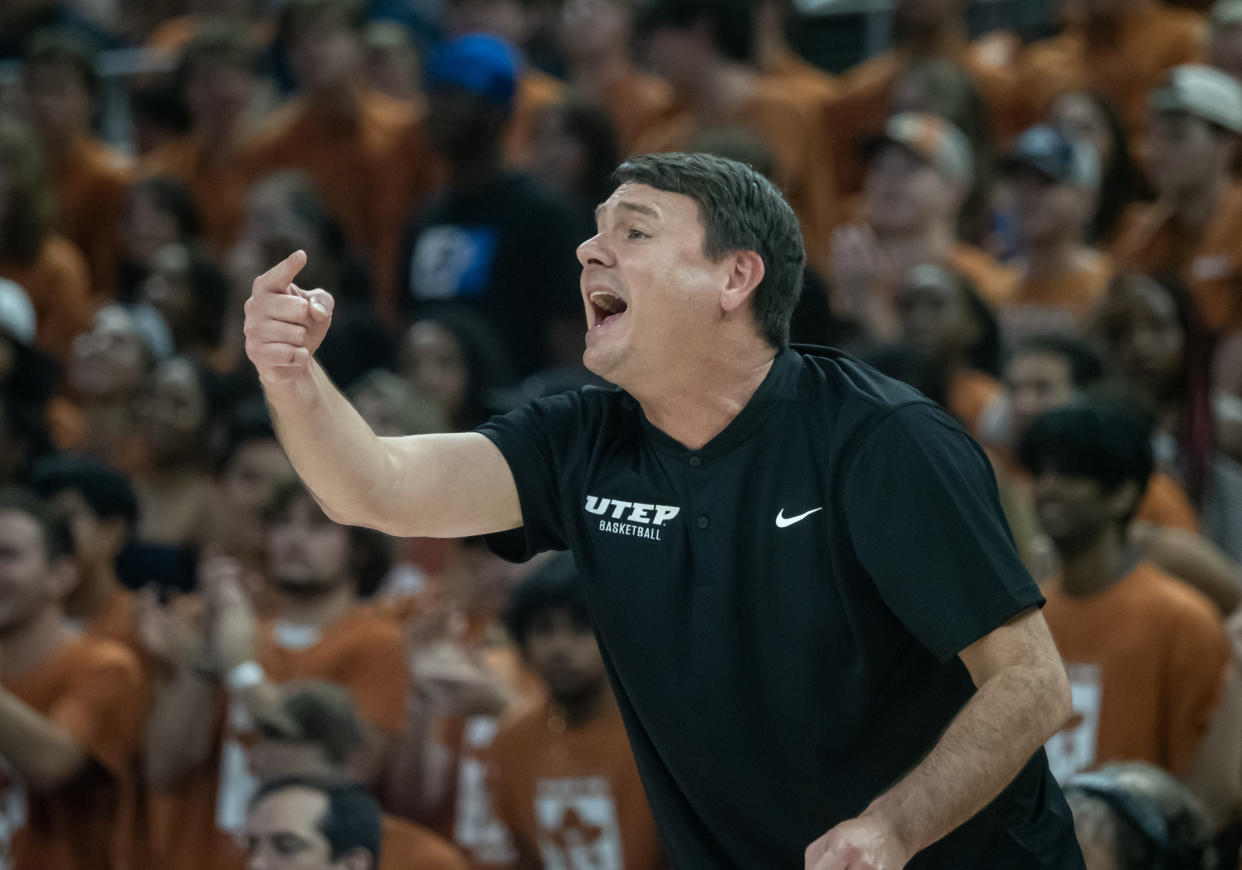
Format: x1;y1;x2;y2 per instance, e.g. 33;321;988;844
577;233;612;268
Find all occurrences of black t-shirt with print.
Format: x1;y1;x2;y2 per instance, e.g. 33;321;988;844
478;348;1084;869
397;171;589;379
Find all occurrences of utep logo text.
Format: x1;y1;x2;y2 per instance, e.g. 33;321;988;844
585;495;679;541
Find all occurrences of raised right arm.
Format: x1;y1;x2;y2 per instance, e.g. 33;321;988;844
246;252;522;538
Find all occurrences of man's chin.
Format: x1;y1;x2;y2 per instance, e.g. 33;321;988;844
582;346;622;386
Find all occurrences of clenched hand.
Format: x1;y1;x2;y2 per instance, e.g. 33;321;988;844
244;250;335;382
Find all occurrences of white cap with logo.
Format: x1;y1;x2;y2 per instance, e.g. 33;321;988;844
1149;64;1242;134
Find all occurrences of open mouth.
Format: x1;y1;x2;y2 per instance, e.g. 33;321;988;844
589;290;629;329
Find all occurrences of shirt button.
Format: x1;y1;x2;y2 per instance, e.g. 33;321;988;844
696;516;709;529
689;456;701;467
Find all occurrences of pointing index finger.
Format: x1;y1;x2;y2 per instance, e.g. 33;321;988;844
255;250;308;295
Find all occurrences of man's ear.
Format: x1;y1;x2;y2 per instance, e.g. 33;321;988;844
48;556;80;602
99;517;129;561
720;250;766;315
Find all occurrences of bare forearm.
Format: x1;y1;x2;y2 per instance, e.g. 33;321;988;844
263;363;395;529
865;663;1069;856
144;668;220;789
0;689;87;791
264;365;520;537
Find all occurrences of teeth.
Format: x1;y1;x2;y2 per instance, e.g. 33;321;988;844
590;290;625;315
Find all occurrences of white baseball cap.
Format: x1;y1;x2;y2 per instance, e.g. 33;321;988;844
866;112;975;188
1149;64;1242;134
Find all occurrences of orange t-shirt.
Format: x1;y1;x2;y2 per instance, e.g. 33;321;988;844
1017;2;1205;135
240;91;439;320
2;634;146;870
140;135;250;253
152;604;408;870
999;251;1112;344
0;234;92;361
946;368;1005;437
948;242;1018;307
1041;561;1229;782
596;69;681;157
1111;184;1242;332
825;34;1020;199
635;78;839;275
76;585;142;657
506;70;567;169
765;49;839;106
483;699;667;870
1137;471;1200;533
380;813;471;870
50;137;131;300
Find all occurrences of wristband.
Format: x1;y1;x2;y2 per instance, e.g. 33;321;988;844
225;660;266;693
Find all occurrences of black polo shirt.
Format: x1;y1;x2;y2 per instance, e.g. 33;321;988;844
479;348;1084;869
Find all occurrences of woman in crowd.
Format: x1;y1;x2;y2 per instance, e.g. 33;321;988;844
0;116;92;361
527;99;620;220
138;241;229;365
116;174;203;301
895;262;1005;441
399;309;515;432
130;354;227;590
1095;272;1242;559
1048;90;1140;245
65;302;168;470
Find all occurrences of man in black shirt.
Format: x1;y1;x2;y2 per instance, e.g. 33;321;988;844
244;152;1084;869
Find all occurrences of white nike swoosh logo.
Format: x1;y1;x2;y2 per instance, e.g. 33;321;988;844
775;507;823;528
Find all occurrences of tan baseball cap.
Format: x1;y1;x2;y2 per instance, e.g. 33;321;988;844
1149;64;1242;134
865;112;974;187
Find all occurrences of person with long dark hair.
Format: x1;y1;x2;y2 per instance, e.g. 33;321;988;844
1094;272;1242;559
895;262;1005;441
1048;90;1140;245
0;116;92;362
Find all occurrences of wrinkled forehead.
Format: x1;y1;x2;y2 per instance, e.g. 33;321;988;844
594;183;704;231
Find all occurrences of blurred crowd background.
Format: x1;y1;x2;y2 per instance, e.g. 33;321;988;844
1;0;1242;867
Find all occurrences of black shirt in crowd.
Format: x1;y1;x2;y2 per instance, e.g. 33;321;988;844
479;348;1084;869
397;171;590;379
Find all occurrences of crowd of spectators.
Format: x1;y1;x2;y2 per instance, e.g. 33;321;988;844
0;0;1240;867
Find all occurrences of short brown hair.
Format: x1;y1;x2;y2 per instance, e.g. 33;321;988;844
258;681;366;766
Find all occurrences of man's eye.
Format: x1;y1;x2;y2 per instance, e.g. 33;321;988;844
627;228;648;240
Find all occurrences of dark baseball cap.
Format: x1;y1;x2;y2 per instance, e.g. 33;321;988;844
1001;125;1100;187
424;33;518;110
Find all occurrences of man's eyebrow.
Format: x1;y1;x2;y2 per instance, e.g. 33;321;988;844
595;201;660;225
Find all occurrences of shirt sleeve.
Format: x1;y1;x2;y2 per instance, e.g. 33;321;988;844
52;643;146;776
477;391;590;562
842;402;1045;662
